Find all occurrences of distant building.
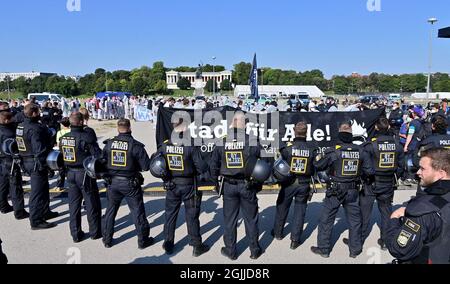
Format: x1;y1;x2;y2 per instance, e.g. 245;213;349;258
351;72;362;78
166;70;232;90
0;71;57;81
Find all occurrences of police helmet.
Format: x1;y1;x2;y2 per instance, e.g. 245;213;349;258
83;156;106;179
245;156;271;183
272;158;292;182
46;150;64;171
1;138;18;156
149;153;168;179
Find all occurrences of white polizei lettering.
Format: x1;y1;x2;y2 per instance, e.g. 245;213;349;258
166;146;184;154
440;140;450;146
378;143;396;151
111;141;128;150
225;142;244;150
292;149;310;157
341;151;360;159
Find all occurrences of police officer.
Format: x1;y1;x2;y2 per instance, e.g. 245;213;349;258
413;115;450;195
272;121;316;250
355;118;404;250
388;102;404;137
102;119;154;249
0;106;28;219
155;119;210;257
386;148;450;264
16;104;58;230
40;101;53;128
311;122;374;258
210;112;264;260
60;112;102;243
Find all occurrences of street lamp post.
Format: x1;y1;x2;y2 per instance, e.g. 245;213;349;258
212;56;216;97
6;76;11;101
427;17;438;98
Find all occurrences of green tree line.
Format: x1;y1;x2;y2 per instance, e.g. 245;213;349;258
1;60;449;97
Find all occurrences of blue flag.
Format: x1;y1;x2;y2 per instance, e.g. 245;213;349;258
249;54;259;101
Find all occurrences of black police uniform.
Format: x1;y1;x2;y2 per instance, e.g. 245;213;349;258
102;132;153;248
360;133;404;247
40;107;53;128
16;117;56;228
386;180;450;264
273;137;315;246
210;129;263;259
313;139;374;257
157;138;208;253
60;126;102;241
413;132;450;195
388;108;404;137
0;122;27;218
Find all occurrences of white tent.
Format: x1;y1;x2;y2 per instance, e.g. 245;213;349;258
233;85;325;98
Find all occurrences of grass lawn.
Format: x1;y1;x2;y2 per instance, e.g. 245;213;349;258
0;92;25;100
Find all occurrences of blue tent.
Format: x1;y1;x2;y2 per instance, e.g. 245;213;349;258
96;91;132;99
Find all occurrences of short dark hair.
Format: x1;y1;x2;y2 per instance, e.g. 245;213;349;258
432;115;448;134
60;117;70;128
376;118;390;132
24;104;40;118
421;148;450;174
118;118;131;131
294;122;308;138
69;112;84;127
0;111;13;125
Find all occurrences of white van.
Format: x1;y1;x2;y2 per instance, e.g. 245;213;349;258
388;94;401;101
28;93;63;104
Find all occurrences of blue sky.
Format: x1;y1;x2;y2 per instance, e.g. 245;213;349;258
1;0;449;78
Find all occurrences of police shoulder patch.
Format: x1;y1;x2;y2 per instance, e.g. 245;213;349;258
372;138;377;142
163;140;170;144
397;230;413;247
335;145;342;150
286;142;293;147
405;219;421;233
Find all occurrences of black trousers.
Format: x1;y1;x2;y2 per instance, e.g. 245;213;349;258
317;188;362;254
0;161;25;215
103;178;150;246
359;183;394;243
273;182;309;242
67;169;101;239
222;181;261;257
164;184;202;246
22;161;51;227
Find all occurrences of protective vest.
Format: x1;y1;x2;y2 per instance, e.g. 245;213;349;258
371;136;399;175
285;140;314;177
162;141;195;178
16;125;33;157
104;135;137;176
60;131;91;168
331;145;362;181
407;192;450;264
220;138;251;179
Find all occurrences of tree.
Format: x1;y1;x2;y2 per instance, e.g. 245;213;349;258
233;62;252;85
202;64;225;72
220;79;232;91
153;80;167;94
332;76;349;95
130;77;148;96
177;77;191;90
204;79;216;93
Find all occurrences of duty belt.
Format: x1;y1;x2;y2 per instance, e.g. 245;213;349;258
375;175;395;184
111;176;131;181
171;177;195;185
223;176;246;185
